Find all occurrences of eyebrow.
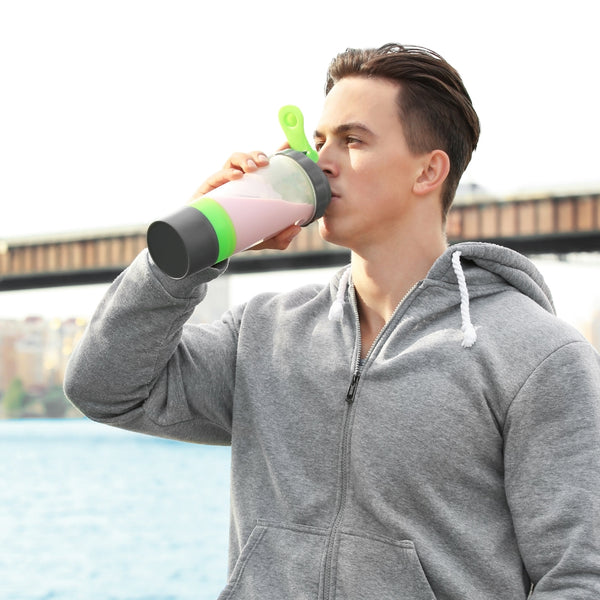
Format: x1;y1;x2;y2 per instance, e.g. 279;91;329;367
313;122;374;139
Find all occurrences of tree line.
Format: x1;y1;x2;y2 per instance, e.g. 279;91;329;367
0;377;81;419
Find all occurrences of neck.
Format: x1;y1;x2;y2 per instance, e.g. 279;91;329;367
350;222;447;355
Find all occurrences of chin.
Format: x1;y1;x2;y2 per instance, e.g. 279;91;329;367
318;217;350;249
318;217;334;241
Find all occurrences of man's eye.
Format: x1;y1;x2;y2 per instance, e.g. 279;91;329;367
346;137;361;145
314;141;324;151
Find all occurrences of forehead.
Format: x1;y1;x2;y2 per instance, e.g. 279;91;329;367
316;76;402;133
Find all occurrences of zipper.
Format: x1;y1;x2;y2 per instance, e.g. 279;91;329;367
353;279;420;369
322;408;355;600
322;292;363;600
322;369;358;600
321;278;421;600
345;371;361;403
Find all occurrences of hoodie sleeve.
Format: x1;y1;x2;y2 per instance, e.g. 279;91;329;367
503;340;600;597
64;250;238;445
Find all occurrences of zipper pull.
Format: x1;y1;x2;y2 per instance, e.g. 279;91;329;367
346;372;361;403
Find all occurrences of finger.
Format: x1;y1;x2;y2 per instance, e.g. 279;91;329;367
276;141;291;151
251;224;302;251
223;151;269;173
191;167;244;199
250;151;270;167
193;150;269;200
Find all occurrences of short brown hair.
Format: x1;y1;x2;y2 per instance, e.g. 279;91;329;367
325;43;480;218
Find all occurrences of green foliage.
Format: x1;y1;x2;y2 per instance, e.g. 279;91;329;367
2;377;27;418
1;379;73;419
43;386;69;418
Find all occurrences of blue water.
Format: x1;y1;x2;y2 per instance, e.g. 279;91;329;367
0;419;231;600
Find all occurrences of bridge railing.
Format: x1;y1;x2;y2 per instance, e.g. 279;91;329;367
2;190;599;291
0;222;349;291
446;190;600;254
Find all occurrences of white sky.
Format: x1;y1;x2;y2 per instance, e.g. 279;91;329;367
1;0;600;331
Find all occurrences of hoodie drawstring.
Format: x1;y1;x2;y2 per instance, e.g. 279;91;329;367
328;267;351;322
329;254;477;349
451;250;477;348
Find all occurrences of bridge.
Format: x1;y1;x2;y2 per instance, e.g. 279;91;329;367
2;189;600;291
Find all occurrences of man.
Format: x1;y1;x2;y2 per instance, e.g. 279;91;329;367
65;44;600;598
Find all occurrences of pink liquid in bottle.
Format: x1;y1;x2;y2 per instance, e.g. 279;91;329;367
216;196;315;252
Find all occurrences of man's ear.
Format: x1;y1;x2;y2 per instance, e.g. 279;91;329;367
413;150;450;196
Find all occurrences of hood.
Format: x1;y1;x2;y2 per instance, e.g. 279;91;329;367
430;242;555;314
328;242;556;349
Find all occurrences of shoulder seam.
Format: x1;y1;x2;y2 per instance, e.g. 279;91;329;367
503;340;591;431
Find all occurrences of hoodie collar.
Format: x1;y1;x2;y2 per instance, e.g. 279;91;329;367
328;242;556;349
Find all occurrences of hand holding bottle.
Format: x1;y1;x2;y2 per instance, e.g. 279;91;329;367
191;150;301;252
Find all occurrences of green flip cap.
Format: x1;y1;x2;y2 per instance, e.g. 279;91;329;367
278;105;319;163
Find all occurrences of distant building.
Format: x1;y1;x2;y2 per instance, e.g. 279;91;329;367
0;316;87;394
0;320;20;391
454;182;497;205
15;316;46;391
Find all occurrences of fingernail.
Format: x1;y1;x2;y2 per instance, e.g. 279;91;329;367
247;159;257;170
257;154;269;164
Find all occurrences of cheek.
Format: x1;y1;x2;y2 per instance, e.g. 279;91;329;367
346;156;386;194
350;163;402;206
360;155;414;200
350;150;405;183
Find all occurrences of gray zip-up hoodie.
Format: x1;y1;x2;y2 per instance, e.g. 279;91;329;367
64;241;600;599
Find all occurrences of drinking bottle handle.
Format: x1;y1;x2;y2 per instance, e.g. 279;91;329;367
278;105;319;163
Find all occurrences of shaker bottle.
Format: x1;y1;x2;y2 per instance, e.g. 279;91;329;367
147;106;330;279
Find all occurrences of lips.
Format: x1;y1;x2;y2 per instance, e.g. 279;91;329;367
323;192;339;217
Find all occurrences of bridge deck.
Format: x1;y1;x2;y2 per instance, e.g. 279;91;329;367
2;191;599;291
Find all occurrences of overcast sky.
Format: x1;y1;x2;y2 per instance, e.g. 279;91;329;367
1;0;599;325
2;0;599;240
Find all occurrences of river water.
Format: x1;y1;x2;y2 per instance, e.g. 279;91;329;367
1;419;231;600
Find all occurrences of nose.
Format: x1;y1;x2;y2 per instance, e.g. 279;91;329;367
317;142;339;178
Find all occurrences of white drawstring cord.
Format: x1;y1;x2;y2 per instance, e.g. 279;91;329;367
452;250;477;348
329;254;478;348
328;267;351;322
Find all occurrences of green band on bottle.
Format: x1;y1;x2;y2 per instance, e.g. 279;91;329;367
189;197;236;262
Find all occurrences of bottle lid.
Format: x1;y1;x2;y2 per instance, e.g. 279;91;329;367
275;149;331;224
